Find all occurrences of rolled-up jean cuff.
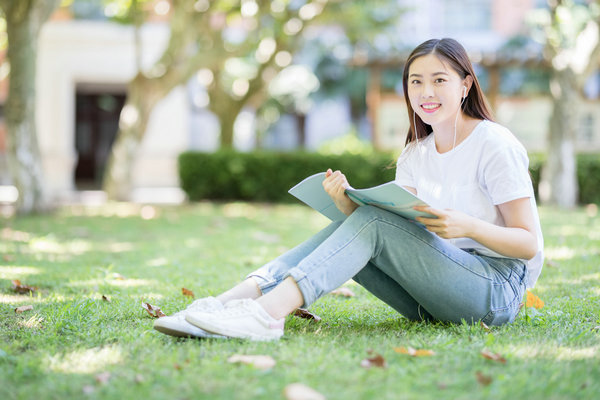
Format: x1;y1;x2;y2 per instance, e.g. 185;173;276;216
246;274;278;295
284;267;317;308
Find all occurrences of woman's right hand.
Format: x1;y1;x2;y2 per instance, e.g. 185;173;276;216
323;169;358;216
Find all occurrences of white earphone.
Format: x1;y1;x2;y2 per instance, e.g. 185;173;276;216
462;86;467;98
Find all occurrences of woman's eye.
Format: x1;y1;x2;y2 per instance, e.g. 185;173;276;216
435;78;446;83
411;79;421;85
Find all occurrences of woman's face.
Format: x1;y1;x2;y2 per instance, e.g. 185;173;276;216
407;53;467;130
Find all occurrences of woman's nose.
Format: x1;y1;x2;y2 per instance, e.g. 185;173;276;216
421;82;434;98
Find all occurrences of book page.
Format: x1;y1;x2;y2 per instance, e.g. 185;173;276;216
289;172;433;221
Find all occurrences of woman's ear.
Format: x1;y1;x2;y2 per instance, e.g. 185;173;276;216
463;75;474;97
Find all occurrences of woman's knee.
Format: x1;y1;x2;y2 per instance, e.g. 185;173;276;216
348;205;381;222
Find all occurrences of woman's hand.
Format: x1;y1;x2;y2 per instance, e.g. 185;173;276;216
323;169;358;216
414;199;538;260
413;206;475;239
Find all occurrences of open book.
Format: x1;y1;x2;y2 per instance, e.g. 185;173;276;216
288;172;432;221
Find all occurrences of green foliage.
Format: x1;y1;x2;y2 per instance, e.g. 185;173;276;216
180;150;600;205
178;150;397;202
317;131;376;156
529;153;600;204
577;154;600;204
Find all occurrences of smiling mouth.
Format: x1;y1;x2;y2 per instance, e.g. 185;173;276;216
421;103;441;113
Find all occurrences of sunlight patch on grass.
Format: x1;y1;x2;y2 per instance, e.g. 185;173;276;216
544;246;577;260
138;293;165;301
184;238;201;248
45;345;124;374
67;278;159;288
0;294;42;304
555;224;582;237
28;237;92;255
222;202;259;218
18;315;44;330
109;278;159;288
0;266;42;279
510;344;599;361
67;278;107;288
544;272;600;286
146;257;169;267
102;242;135;253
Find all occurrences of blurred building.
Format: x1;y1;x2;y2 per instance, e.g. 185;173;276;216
0;0;598;204
36;18;188;203
365;0;600;151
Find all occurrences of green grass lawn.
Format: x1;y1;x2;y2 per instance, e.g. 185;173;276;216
1;202;599;400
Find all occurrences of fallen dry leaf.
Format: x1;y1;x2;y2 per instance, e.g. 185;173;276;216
227;354;276;371
394;346;435;357
2;254;15;262
11;279;38;294
476;371;493;386
141;302;166;318
134;374;145;383
360;350;387;369
293;308;322;322
101;295;110;302
14;305;33;314
480;349;507;364
181;287;195;298
480;321;491;333
330;287;355;297
525;290;544;309
283;383;326;400
95;371;111;384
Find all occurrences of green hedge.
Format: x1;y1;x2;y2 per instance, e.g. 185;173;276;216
529;153;600;205
178;150;396;202
179;150;600;204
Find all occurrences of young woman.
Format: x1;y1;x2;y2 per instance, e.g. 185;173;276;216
154;38;544;341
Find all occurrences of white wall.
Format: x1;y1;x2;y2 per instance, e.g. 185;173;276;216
37;20;189;201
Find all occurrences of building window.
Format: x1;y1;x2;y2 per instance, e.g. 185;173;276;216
443;0;492;32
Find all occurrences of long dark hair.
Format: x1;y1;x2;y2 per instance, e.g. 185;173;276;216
402;38;493;145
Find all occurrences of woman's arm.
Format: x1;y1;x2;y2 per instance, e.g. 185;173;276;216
414;197;538;259
322;169;359;216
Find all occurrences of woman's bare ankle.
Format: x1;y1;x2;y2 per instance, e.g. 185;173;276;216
216;278;262;304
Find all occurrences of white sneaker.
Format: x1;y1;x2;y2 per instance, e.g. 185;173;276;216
185;299;284;341
153;297;226;338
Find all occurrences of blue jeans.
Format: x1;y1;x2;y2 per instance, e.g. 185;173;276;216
248;206;527;326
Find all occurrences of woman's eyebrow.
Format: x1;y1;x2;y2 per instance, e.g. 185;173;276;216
409;71;450;78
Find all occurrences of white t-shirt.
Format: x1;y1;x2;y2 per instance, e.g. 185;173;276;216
395;120;544;288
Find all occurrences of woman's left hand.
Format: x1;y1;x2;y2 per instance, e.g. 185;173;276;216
413;206;476;239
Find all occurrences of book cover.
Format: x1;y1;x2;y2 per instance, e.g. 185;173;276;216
288;172;432;221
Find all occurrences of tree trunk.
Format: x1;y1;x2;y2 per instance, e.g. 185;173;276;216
540;69;579;207
1;0;60;214
103;74;163;200
296;113;306;149
210;83;246;149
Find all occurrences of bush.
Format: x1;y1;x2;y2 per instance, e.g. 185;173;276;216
529;153;600;204
179;150;600;204
178;150;397;202
577;154;600;204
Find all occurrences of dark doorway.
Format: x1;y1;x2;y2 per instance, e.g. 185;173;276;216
74;86;126;189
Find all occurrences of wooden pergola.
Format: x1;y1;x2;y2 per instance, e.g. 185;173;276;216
352;51;550;150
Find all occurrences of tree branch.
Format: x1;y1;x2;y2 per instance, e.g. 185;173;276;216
578;20;600;86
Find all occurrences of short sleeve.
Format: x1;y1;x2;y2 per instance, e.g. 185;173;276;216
482;144;534;205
